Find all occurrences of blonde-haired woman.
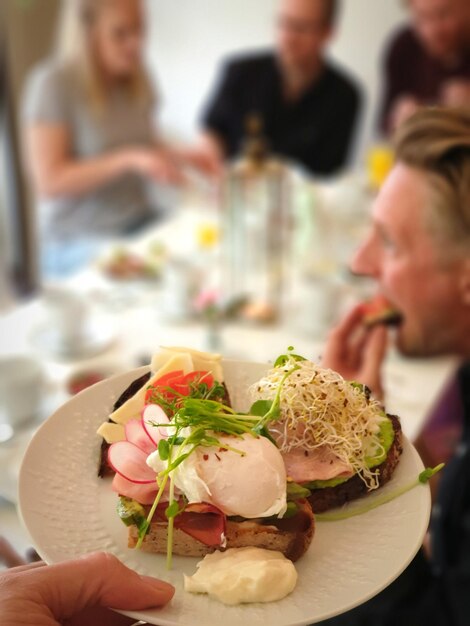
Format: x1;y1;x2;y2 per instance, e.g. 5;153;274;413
23;0;202;277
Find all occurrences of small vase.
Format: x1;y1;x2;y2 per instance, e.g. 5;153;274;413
205;316;222;352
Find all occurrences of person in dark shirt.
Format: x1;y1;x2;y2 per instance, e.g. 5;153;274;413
199;0;362;177
321;107;470;625
379;0;470;135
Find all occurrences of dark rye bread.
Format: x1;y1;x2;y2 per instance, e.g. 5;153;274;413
308;414;403;513
128;499;315;562
98;372;151;477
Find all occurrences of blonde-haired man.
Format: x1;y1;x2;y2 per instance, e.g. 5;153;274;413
322;107;470;624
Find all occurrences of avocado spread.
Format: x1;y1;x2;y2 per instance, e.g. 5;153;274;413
305;417;395;490
117;496;147;528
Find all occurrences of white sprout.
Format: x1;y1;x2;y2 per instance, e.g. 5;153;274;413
250;359;389;490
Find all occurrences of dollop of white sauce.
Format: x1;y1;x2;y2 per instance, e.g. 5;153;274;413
184;547;297;605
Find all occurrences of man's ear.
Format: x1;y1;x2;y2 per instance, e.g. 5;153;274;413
459;258;470;305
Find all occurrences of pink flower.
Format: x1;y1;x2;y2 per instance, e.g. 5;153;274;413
193;288;221;313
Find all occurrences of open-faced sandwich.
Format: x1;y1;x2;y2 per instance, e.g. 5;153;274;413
360;294;403;328
97;347;315;566
250;350;403;513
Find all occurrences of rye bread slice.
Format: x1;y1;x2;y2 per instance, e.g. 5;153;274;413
128;499;314;562
308;414;403;513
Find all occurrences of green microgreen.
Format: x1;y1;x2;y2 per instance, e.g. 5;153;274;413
145;375;227;416
274;346;307;368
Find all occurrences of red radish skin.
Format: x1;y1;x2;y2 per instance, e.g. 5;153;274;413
124;419;156;455
112;472;158;505
108;441;157;484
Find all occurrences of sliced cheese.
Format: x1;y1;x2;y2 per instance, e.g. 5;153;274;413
151;347;224;382
191;356;224;382
97;422;125;443
110;353;193;425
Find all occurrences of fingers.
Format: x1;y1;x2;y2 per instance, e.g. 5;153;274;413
5;560;46;574
330;303;365;342
361;325;388;399
322;304;365;374
30;552;174;620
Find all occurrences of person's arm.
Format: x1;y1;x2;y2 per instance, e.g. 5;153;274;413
175;132;224;178
440;79;470;107
24;124;183;199
0;551;174;626
321;304;389;401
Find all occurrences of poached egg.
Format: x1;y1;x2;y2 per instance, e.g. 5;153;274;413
147;432;287;518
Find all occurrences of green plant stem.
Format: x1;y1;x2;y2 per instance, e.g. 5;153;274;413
316;464;444;522
136;473;169;549
166;476;175;570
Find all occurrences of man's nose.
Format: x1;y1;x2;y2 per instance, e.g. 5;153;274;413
350;235;381;278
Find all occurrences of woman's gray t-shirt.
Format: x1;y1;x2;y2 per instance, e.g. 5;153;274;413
22;60;158;240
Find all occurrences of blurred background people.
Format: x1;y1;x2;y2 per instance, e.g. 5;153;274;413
22;0;206;280
322;107;470;625
198;0;363;177
379;0;470;135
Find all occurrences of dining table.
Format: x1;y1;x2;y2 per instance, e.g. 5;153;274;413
0;186;458;570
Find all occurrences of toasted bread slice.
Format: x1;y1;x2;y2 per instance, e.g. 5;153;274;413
128;499;314;562
308;414;403;513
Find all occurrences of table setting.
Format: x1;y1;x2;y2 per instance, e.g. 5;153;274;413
0;172;457;625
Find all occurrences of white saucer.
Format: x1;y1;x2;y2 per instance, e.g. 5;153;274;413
30;321;114;361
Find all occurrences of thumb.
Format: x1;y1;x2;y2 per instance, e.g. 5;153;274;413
34;552;174;620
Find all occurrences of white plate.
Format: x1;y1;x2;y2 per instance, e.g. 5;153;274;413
18;361;431;626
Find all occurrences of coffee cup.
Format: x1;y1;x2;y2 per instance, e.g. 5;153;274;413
43;287;89;350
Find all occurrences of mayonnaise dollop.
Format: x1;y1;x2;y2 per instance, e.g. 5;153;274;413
184;547;297;605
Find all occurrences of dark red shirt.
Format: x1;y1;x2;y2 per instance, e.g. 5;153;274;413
379;27;470;133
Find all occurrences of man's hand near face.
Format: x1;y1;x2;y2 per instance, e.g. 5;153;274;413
322;304;389;401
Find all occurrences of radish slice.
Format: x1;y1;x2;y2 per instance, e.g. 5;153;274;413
112;472;159;505
142;404;171;444
108;441;156;484
125;419;156;455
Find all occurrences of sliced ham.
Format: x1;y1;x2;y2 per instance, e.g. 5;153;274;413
282;446;353;483
156;501;226;547
112;472;159;505
108;441;157;484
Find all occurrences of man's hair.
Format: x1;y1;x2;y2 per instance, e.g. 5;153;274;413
394;107;470;252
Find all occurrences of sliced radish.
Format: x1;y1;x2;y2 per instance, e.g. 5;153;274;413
112;472;160;505
125;419;156;455
142;404;171;443
108;441;156;484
